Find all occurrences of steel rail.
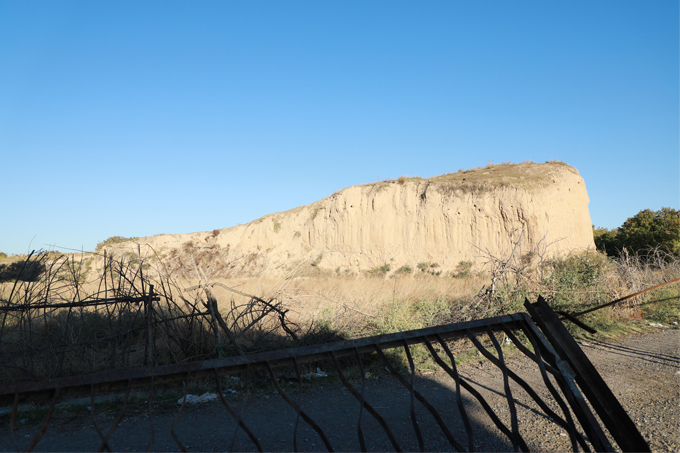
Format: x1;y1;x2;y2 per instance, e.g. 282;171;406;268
0;295;161;311
571;277;680;318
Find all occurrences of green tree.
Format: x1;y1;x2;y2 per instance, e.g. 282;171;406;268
595;207;680;256
593;226;620;255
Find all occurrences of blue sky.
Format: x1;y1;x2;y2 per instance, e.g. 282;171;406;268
1;1;678;255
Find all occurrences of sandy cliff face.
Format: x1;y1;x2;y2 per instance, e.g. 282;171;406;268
108;162;595;277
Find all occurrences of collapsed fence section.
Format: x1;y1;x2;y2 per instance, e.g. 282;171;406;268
0;251;301;383
0;302;649;452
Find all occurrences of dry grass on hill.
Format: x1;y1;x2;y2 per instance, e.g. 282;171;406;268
209;273;486;334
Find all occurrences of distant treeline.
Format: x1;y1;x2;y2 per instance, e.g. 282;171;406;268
593;207;679;257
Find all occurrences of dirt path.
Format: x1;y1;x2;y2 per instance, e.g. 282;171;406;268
2;328;678;452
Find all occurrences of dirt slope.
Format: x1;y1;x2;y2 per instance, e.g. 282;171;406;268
105;162;595;277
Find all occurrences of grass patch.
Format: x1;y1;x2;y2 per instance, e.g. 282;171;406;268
367;263;391;277
393;264;413;275
417;262;441;276
310;253;323;267
95;236;140;252
310;205;325;221
454;260;473;278
430;161;577;197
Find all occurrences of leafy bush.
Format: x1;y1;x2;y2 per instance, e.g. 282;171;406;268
368;263;391;277
541;252;611;312
95;236;139;252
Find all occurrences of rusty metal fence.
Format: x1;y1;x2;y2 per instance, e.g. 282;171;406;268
0;298;649;452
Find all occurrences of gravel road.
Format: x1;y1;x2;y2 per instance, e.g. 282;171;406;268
1;327;678;452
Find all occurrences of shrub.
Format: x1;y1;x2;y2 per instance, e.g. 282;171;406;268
311;253;323;267
397;176;407;185
311;206;324;221
0;259;45;282
394;264;412;275
57;257;93;284
542;252;611;311
95;236;139;252
417;262;441;276
455;261;473;278
273;221;282;233
368;263;391;277
642;284;680;323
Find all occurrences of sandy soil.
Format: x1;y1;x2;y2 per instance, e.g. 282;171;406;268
2;328;678;452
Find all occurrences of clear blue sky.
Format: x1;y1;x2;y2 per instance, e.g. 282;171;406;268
1;1;678;255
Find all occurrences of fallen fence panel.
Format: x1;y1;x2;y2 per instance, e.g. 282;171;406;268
0;301;650;452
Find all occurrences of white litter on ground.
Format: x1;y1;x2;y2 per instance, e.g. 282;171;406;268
303;367;327;379
178;392;219;405
648;322;665;328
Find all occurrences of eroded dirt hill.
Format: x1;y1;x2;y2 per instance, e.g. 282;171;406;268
104;162;595;277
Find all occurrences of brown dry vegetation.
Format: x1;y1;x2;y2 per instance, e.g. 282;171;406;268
0;237;677;384
210;273;485;337
429;161;578;197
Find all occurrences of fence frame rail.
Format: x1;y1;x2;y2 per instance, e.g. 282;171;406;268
1;301;650;452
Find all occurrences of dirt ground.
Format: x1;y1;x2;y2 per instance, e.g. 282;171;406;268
1;328;678;452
